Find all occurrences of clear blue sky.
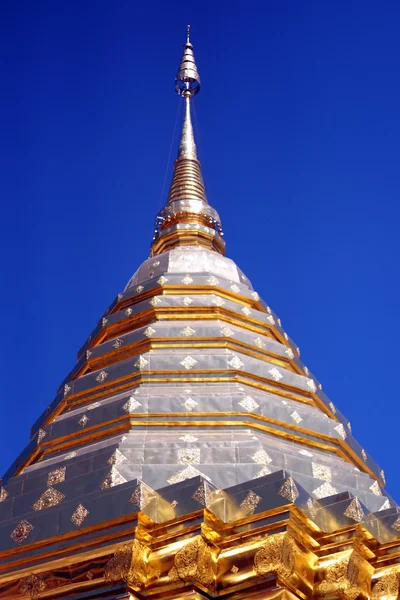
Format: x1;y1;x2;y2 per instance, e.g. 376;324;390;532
1;1;399;500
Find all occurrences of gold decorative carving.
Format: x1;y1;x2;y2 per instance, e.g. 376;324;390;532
344;497;365;522
317;555;349;598
372;572;399;600
192;480;211;507
168;565;181;583
316;551;371;600
279;476;299;502
32;487;64;511
47;466;66;486
129;482;154;509
19;574;46;599
168;536;214;587
70;504;89;528
175;539;198;580
240;490;261;515
104;540;149;589
253;533;296;579
128;539;149;588
104;543;132;583
10;520;34;545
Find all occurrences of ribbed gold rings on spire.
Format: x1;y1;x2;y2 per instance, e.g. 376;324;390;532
151;28;225;257
167;158;207;204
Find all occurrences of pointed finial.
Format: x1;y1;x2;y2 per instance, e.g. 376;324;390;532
151;29;225;257
175;27;200;97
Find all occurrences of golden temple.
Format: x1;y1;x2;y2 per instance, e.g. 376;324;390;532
0;26;399;600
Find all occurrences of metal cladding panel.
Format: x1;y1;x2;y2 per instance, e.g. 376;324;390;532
125;247;252;290
1;245;391;554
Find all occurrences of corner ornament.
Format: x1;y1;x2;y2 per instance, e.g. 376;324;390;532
168;536;215;588
104;539;149;589
316;550;372;600
254;533;296;579
371;571;400;600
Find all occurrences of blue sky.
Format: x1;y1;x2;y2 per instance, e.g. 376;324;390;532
1;1;399;500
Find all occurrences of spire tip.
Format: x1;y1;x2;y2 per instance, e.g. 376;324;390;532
175;24;200;97
151;28;225;257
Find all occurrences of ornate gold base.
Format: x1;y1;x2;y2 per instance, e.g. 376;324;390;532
2;499;399;599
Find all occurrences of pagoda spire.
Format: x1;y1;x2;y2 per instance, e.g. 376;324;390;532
151;27;225;256
174;25;200;162
176;93;198;160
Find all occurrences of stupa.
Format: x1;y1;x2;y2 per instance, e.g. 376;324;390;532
0;26;399;600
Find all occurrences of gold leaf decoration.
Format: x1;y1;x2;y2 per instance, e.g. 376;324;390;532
104;543;132;583
316;555;350;598
47;466;66;486
175;538;198;579
372;572;399;600
19;574;46;599
278;476;299;502
32;487;64;511
196;538;215;586
104;540;149;589
168;566;181;583
128;539;149;589
240;490;261;515
316;551;371;600
254;533;296;579
10;520;34;545
344;497;365;522
281;535;296;577
168;536;214;588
